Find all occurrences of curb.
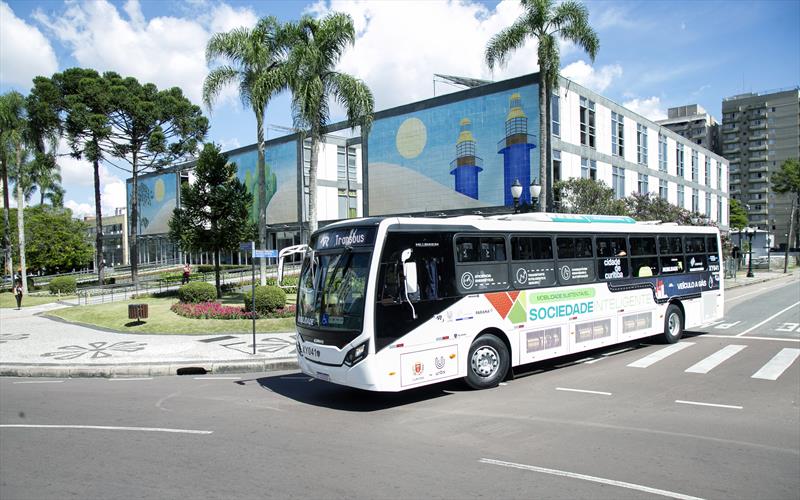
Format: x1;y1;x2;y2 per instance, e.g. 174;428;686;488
0;358;299;378
725;272;798;290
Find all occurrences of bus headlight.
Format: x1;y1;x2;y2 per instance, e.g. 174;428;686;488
344;340;369;367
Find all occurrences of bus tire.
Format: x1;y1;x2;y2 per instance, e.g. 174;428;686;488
465;334;509;390
662;303;684;344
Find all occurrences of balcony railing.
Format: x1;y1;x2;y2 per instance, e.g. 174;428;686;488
748;143;767;151
749;121;767;130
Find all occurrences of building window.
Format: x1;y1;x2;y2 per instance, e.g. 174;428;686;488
637;124;648;165
704;157;711;185
676;143;685;177
638;173;649;194
337;146;347;183
612;166;625;198
552;150;561;182
717;163;722;190
718;198;723;222
336;145;358;219
580;97;596;148
658;134;667;172
612;111;624;157
659;179;668;199
551;93;560;137
678;184;685;208
691;150;698;182
705;192;711;217
581;157;597;180
692;189;698;212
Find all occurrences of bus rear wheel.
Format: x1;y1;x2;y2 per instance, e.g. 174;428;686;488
465;334;509;390
662;304;684;344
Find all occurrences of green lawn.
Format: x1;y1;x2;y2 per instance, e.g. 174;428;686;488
47;297;295;334
0;292;76;308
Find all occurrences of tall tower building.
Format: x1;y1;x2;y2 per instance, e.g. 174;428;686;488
450;118;483;199
722;87;800;249
656;104;721;155
498;93;536;205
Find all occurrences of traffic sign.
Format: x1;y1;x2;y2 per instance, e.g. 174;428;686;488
253;249;278;258
239;242;254;252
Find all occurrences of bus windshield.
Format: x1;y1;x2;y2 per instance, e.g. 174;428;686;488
297;250;371;331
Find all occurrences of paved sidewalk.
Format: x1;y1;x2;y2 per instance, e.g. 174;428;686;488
0;303;298;378
724;268;799;289
2;268;797;378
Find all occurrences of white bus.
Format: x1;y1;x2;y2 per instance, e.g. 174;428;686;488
279;213;724;391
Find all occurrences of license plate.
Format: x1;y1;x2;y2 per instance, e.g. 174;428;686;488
315;371;330;381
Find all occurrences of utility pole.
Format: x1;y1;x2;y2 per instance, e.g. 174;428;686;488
785;195;797;274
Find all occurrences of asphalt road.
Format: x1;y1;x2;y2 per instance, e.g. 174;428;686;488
2;276;798;500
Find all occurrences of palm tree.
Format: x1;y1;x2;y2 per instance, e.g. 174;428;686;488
29;155;63;206
286;12;374;234
204;17;293;285
0;92;19;279
485;0;598;212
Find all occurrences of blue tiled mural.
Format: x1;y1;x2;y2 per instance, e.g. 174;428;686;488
127;171;178;236
225;140;298;224
368;83;539;215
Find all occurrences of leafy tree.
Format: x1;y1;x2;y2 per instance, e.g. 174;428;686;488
169;143;254;298
486;0;599;212
728;198;749;230
625;191;709;226
0;206;92;272
204;16;293;285
554;178;625;215
772;157;800;254
101;73;207;285
287;13;374;234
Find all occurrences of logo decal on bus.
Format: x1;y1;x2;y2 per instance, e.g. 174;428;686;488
460;272;475;290
413;361;424;376
435;356;445;370
560;266;572;281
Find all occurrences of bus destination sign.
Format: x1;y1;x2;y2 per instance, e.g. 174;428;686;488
314;227;376;250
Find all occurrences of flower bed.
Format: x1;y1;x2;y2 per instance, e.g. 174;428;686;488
170;301;296;320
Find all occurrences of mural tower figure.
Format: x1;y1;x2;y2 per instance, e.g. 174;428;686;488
450;118;483;199
498;93;537;205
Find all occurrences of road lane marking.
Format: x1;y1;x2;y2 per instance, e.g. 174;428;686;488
751;348;800;380
735;301;800;337
703;335;799;342
192;377;241;380
108;377;153;381
556;387;612;396
12;380;64;384
627;342;695;368
479;458;705;500
685;345;747;374
0;424;212;434
675;400;743;410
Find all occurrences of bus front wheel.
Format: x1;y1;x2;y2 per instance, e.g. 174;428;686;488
663;304;684;344
465;334;509;390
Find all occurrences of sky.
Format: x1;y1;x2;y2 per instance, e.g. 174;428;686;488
1;0;798;218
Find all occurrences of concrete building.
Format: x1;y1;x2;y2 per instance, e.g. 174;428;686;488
722;87;800;249
84;207;129;267
656;104;721;154
126;72;729;266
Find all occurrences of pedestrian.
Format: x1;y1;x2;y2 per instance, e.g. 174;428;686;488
12;278;23;309
182;263;191;285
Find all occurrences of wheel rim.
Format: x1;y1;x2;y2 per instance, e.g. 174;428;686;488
471;345;500;378
668;312;680;337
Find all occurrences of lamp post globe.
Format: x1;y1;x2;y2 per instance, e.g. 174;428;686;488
530;181;542;212
511;179;522;214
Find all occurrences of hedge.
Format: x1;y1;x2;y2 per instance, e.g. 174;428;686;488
244;285;286;314
178;282;217;303
49;276;77;295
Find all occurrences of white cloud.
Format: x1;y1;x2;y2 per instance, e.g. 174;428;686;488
0;1;58;88
57;138;128;215
623;96;667;121
308;0;538;109
101;178;127;214
32;0;257;104
65;200;94;219
561;60;623;93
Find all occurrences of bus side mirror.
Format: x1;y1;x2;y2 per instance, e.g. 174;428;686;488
401;249;419;298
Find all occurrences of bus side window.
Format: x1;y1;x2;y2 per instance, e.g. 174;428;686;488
658;236;684;274
630;236;658;277
456;237;479;263
597;237;628;280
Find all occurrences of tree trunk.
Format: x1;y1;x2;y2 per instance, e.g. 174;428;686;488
130;151;139;286
256;111;267;286
214;248;222;299
786;194;797;274
1;153;13;278
538;78;548;213
93;155;105;284
15;145;27;294
308;134;319;234
545;81;553;212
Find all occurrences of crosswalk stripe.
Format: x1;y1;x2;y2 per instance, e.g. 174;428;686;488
751;348;800;381
685;345;747;374
627;342;695;368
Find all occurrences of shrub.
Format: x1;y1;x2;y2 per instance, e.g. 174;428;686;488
49;276;77;295
171;301;256;320
244;285;286;314
178;281;216;303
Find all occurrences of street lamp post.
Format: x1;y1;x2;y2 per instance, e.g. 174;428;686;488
530;181;542;212
511;179;523;214
746;227;755;278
